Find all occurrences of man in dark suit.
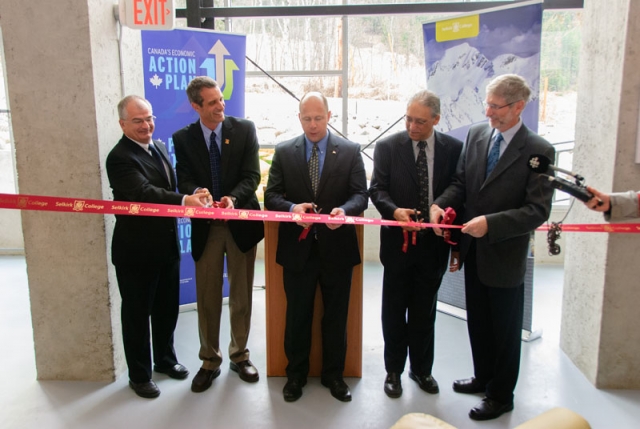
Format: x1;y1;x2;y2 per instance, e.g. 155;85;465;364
430;74;555;421
369;90;463;399
264;92;368;403
173;77;264;393
106;95;208;398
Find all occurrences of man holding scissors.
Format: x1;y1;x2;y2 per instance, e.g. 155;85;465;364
369;89;462;399
265;92;368;403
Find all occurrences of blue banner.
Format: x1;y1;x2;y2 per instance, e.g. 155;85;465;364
141;28;247;305
422;1;543;142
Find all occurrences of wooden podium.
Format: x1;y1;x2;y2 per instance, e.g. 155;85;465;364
264;220;364;377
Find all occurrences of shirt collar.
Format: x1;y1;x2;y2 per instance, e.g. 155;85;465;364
412;130;435;149
304;130;330;152
200;120;223;144
495;117;523;144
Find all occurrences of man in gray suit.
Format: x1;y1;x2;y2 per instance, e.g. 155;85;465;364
430;74;555;421
369;90;462;399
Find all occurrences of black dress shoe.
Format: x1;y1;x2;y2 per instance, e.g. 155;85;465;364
191;367;221;393
154;363;189;380
321;378;352;402
283;378;306;402
453;377;486;394
384;373;402;398
408;371;439;394
230;360;259;383
469;397;514;421
129;380;160;398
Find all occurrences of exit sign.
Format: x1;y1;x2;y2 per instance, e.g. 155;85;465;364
119;0;174;30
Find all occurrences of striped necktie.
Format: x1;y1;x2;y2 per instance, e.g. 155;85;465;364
416;140;429;215
308;142;319;197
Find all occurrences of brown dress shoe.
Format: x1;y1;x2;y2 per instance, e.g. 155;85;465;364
408;371;439;394
453;377;486;394
384;373;402;398
230;360;259;383
191;367;221;393
469;397;514;420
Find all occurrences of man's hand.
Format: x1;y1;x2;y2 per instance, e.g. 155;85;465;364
293;202;315;228
394;208;422;232
585;186;610;212
184;193;208;207
449;250;460;272
461;215;488;238
220;195;235;209
429;204;445;236
327;207;345;230
195;188;212;207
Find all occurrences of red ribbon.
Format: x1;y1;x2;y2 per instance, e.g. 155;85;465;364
1;193;638;233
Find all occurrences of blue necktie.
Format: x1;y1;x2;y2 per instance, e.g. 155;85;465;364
209;131;222;201
485;132;503;178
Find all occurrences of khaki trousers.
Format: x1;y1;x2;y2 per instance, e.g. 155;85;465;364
195;221;256;370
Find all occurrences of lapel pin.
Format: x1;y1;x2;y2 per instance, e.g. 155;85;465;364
332;150;336;154
224;139;230;145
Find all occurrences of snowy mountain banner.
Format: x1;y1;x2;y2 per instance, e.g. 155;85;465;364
422;0;543;142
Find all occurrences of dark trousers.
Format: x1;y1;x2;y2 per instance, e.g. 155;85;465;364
115;259;180;383
282;242;353;382
464;242;524;404
381;263;442;375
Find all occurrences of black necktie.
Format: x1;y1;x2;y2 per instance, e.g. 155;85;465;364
308;143;319;197
416;141;429;216
148;144;168;182
209;131;222;201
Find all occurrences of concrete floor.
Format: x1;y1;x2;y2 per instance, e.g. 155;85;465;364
2;255;640;428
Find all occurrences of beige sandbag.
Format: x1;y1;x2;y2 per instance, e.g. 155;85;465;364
390;413;457;429
515;407;590;429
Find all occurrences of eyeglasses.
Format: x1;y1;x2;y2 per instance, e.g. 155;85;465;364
404;115;428;126
483;101;519;111
127;116;156;125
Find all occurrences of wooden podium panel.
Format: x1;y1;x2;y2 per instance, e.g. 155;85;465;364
264;221;363;377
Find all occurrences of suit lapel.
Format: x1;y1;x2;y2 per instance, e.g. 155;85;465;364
188;121;211;178
473;127;493;189
294;135;315;197
482;125;528;187
432;132;446;194
220;118;233;179
316;134;338;197
398;136;419;187
123;136;170;187
153;139;176;188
